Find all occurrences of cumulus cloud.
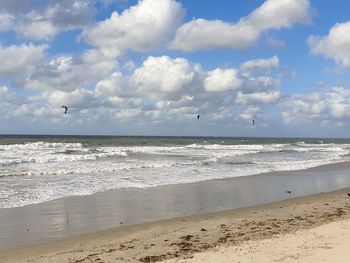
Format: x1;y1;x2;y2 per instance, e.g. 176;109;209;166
0;1;29;13
171;0;311;51
240;55;279;71
1;49;284;130
130;56;198;100
95;71;128;97
0;0;103;40
266;36;286;50
83;0;184;52
0;86;29;121
0;12;14;31
17;0;95;40
22;53;116;92
240;106;261;121
236;91;281;105
0;44;47;75
0;86;12;102
204;68;241;92
308;21;350;67
81;47;121;64
47;88;95;108
282;87;350;124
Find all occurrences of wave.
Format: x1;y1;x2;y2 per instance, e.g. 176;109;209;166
1;141;350;167
0;142;85;150
2;140;350;208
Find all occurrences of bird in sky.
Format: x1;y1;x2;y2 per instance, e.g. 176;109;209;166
251;119;255;125
62;105;68;114
197;114;200;120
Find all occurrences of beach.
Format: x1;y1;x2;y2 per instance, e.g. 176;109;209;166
1;186;350;262
164;217;350;263
1;136;350;262
0;161;350;262
1;0;350;261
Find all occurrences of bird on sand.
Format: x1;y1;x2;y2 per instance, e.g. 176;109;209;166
61;105;68;114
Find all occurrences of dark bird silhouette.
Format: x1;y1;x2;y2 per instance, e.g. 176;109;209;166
347;193;350;197
285;190;292;194
61;105;68;114
197;114;200;120
251;119;255;125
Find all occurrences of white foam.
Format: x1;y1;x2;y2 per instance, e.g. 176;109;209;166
1;141;350;208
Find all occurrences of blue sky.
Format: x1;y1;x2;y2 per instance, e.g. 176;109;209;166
1;0;350;137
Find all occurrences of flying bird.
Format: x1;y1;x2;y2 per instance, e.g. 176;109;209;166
197;114;200;120
251;119;255;125
62;105;68;114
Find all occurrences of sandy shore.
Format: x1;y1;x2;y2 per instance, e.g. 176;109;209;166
164;218;350;263
1;187;350;262
2;162;350;252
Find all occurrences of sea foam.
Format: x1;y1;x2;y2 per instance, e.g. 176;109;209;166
1;139;350;208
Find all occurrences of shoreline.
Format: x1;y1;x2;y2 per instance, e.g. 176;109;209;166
1;187;350;262
1;161;350;252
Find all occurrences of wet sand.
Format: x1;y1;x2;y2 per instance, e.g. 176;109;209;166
1;162;350;251
0;162;350;262
1;187;350;262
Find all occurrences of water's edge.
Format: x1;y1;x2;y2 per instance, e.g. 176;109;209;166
1;161;350;251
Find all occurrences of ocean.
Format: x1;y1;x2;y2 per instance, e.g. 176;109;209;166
1;135;350;209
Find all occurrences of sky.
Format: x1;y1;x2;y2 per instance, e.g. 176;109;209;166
1;0;350;137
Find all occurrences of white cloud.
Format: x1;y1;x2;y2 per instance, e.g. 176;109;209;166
204;68;241;92
130;56;198;100
81;47;121;64
83;0;184;52
282;87;350;124
47;88;95;108
0;86;10;102
1;49;286;130
236;91;281;105
17;19;56;40
107;96;142;108
114;108;142;121
23;53;116;92
266;36;286;50
308;21;350;67
240;55;279;71
0;44;47;75
18;1;94;39
95;71;125;96
0;0;97;40
0;1;29;13
171;0;311;51
240;106;261;121
0;12;14;31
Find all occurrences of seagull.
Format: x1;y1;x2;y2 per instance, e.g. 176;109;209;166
61;105;68;114
251;119;255;125
197;114;200;120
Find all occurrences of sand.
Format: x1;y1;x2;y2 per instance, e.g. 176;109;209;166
2;161;350;252
1;188;350;262
164;218;350;263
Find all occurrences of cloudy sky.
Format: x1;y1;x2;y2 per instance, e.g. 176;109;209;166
0;0;350;137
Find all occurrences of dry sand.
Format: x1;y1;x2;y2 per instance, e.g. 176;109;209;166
1;188;350;262
165;217;350;263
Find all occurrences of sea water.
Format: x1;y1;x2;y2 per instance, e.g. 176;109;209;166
1;135;350;208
